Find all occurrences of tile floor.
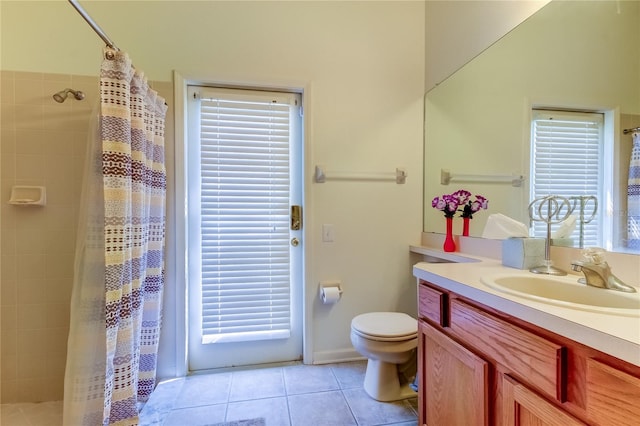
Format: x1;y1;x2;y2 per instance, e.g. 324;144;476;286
1;361;418;426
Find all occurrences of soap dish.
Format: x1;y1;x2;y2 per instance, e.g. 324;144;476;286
8;186;46;206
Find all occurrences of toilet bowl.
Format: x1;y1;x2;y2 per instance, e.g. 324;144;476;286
350;312;418;402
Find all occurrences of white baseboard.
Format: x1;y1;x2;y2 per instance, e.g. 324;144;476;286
311;348;365;365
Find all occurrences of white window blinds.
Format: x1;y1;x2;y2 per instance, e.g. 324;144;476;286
194;88;294;344
531;110;603;247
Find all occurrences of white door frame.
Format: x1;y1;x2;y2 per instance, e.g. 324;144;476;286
170;71;314;377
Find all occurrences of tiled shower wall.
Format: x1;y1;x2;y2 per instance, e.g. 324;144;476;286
0;70;174;403
1;70;97;403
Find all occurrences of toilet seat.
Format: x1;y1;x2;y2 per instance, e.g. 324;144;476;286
351;312;417;342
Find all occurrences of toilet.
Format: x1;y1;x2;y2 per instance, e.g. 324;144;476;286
350;312;418;402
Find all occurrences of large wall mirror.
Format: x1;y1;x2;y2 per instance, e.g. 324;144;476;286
423;0;640;254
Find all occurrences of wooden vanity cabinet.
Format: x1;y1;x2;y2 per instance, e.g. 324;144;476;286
419;320;489;426
584;358;640;425
502;374;585;426
417;279;640;426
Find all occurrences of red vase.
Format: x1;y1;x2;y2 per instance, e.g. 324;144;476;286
462;217;470;237
443;217;456;252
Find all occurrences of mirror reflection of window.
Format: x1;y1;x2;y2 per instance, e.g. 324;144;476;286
530;109;604;248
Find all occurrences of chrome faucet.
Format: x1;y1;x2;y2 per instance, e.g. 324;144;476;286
570;260;636;293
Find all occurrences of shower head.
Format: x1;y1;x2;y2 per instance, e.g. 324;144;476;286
52;88;85;103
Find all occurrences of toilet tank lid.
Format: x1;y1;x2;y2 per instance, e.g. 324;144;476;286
351;312;417;338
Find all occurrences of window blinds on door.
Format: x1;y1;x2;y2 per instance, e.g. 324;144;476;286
531;110;603;247
197;89;293;344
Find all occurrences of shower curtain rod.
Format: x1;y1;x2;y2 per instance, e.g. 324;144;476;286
68;0;118;50
67;0;170;109
623;127;640;134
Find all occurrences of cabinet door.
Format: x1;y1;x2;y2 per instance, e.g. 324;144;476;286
420;321;488;426
503;375;586;426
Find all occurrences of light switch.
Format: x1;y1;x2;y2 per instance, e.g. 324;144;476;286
322;224;335;242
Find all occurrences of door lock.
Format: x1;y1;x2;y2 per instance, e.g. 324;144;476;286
291;205;302;230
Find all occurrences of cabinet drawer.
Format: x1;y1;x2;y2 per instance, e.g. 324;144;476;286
418;282;448;326
586;358;640;426
449;299;567;402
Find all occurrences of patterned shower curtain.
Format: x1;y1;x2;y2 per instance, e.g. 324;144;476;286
64;48;167;426
629;132;640;250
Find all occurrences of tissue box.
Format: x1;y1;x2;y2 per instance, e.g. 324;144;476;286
502;238;545;270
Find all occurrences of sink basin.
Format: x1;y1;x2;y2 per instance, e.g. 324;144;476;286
481;274;640;315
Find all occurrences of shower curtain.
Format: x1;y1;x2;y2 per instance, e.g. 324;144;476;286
629;132;640;250
64;48;168;426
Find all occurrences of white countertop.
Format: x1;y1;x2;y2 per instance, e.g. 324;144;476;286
411;246;640;367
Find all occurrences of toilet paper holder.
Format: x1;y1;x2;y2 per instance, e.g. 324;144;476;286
318;281;343;304
319;281;342;293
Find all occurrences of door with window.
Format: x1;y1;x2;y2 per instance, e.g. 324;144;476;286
186;86;303;370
